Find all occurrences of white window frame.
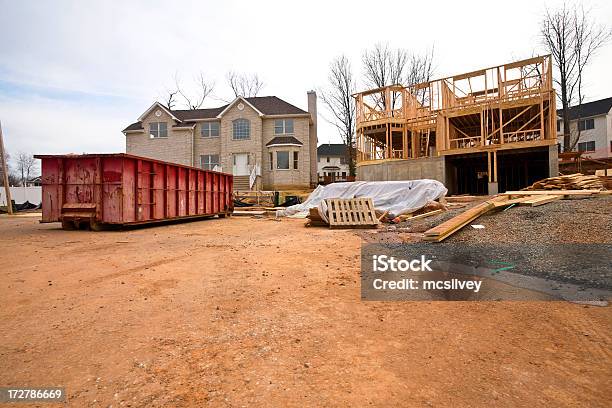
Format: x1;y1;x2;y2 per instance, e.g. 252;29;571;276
577;141;595;153
578;118;595;131
200;154;220;170
276;151;290;170
232;119;250;140
201;122;220;138
274;119;294;135
149;122;168;138
293;151;299;170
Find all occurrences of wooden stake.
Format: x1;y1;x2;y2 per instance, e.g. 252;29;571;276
0;121;13;214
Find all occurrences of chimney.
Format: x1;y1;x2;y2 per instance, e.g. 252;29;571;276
307;91;318;186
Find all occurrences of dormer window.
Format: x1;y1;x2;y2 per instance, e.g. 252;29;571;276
274;119;294;134
149;122;167;138
201;122;220;138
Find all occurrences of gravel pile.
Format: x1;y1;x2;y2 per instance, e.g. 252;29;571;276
374;195;612;290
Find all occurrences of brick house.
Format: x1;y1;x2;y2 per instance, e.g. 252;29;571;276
123;92;318;190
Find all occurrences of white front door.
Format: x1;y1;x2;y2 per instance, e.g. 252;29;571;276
233;153;249;176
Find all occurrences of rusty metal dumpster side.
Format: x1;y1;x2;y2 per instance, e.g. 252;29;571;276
35;153;233;229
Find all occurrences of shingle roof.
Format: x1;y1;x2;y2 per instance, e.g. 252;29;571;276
265;136;303;146
172;106;228;120
317;143;348;157
557;97;612;120
124;96;309;133
245;96;308;115
123;122;143;132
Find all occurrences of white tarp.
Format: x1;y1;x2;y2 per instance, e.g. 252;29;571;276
277;180;447;219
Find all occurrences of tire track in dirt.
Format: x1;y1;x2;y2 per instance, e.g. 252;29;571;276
86;255;188;285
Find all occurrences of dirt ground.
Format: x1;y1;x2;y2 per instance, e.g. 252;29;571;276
0;214;611;407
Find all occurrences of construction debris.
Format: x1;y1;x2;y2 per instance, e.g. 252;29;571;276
423;197;506;242
523;173;604;190
392;209;443;223
326;198;379;229
423;189;609;242
305;198;379;229
278;180;448;219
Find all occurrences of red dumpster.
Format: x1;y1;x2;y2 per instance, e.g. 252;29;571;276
34;153;233;230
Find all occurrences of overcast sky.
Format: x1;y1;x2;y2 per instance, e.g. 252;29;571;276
0;0;610;160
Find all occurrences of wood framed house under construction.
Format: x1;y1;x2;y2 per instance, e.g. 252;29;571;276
354;55;559;194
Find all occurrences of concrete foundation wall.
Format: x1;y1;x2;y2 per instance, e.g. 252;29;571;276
356;157;446;183
548;144;559;177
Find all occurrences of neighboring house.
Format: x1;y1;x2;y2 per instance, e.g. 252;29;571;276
123;92;318;190
317;143;351;183
557;97;612;159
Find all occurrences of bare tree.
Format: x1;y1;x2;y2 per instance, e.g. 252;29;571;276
362;43;435;108
165;88;178;109
406;47;435;104
226;72;264;97
321;56;357;176
15;152;37;186
541;3;610;151
175;72;214;110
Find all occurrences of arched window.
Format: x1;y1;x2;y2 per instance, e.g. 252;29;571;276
232;119;250;140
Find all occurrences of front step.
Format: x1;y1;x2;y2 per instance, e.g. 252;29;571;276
233;175;251;191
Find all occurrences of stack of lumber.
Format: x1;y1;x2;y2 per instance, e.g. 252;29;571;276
523;173;604;190
595;169;612;189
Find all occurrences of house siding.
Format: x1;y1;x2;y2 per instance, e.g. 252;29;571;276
126;109;193;166
556;114;611;158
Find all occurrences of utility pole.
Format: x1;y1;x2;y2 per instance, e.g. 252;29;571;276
0;121;13;214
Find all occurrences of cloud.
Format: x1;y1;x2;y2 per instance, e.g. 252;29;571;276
0;0;610;153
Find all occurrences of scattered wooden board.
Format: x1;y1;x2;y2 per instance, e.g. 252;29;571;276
502;190;603;196
397;209;443;222
232;210;265;216
518;195;562;206
444;195;478;203
491;195;539;208
423;196;506;242
326;198;378;229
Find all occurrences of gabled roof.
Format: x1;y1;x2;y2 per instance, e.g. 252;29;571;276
318;143;348;157
216;97;264;117
266;136;303;147
137;102;181;122
557;97;612;120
